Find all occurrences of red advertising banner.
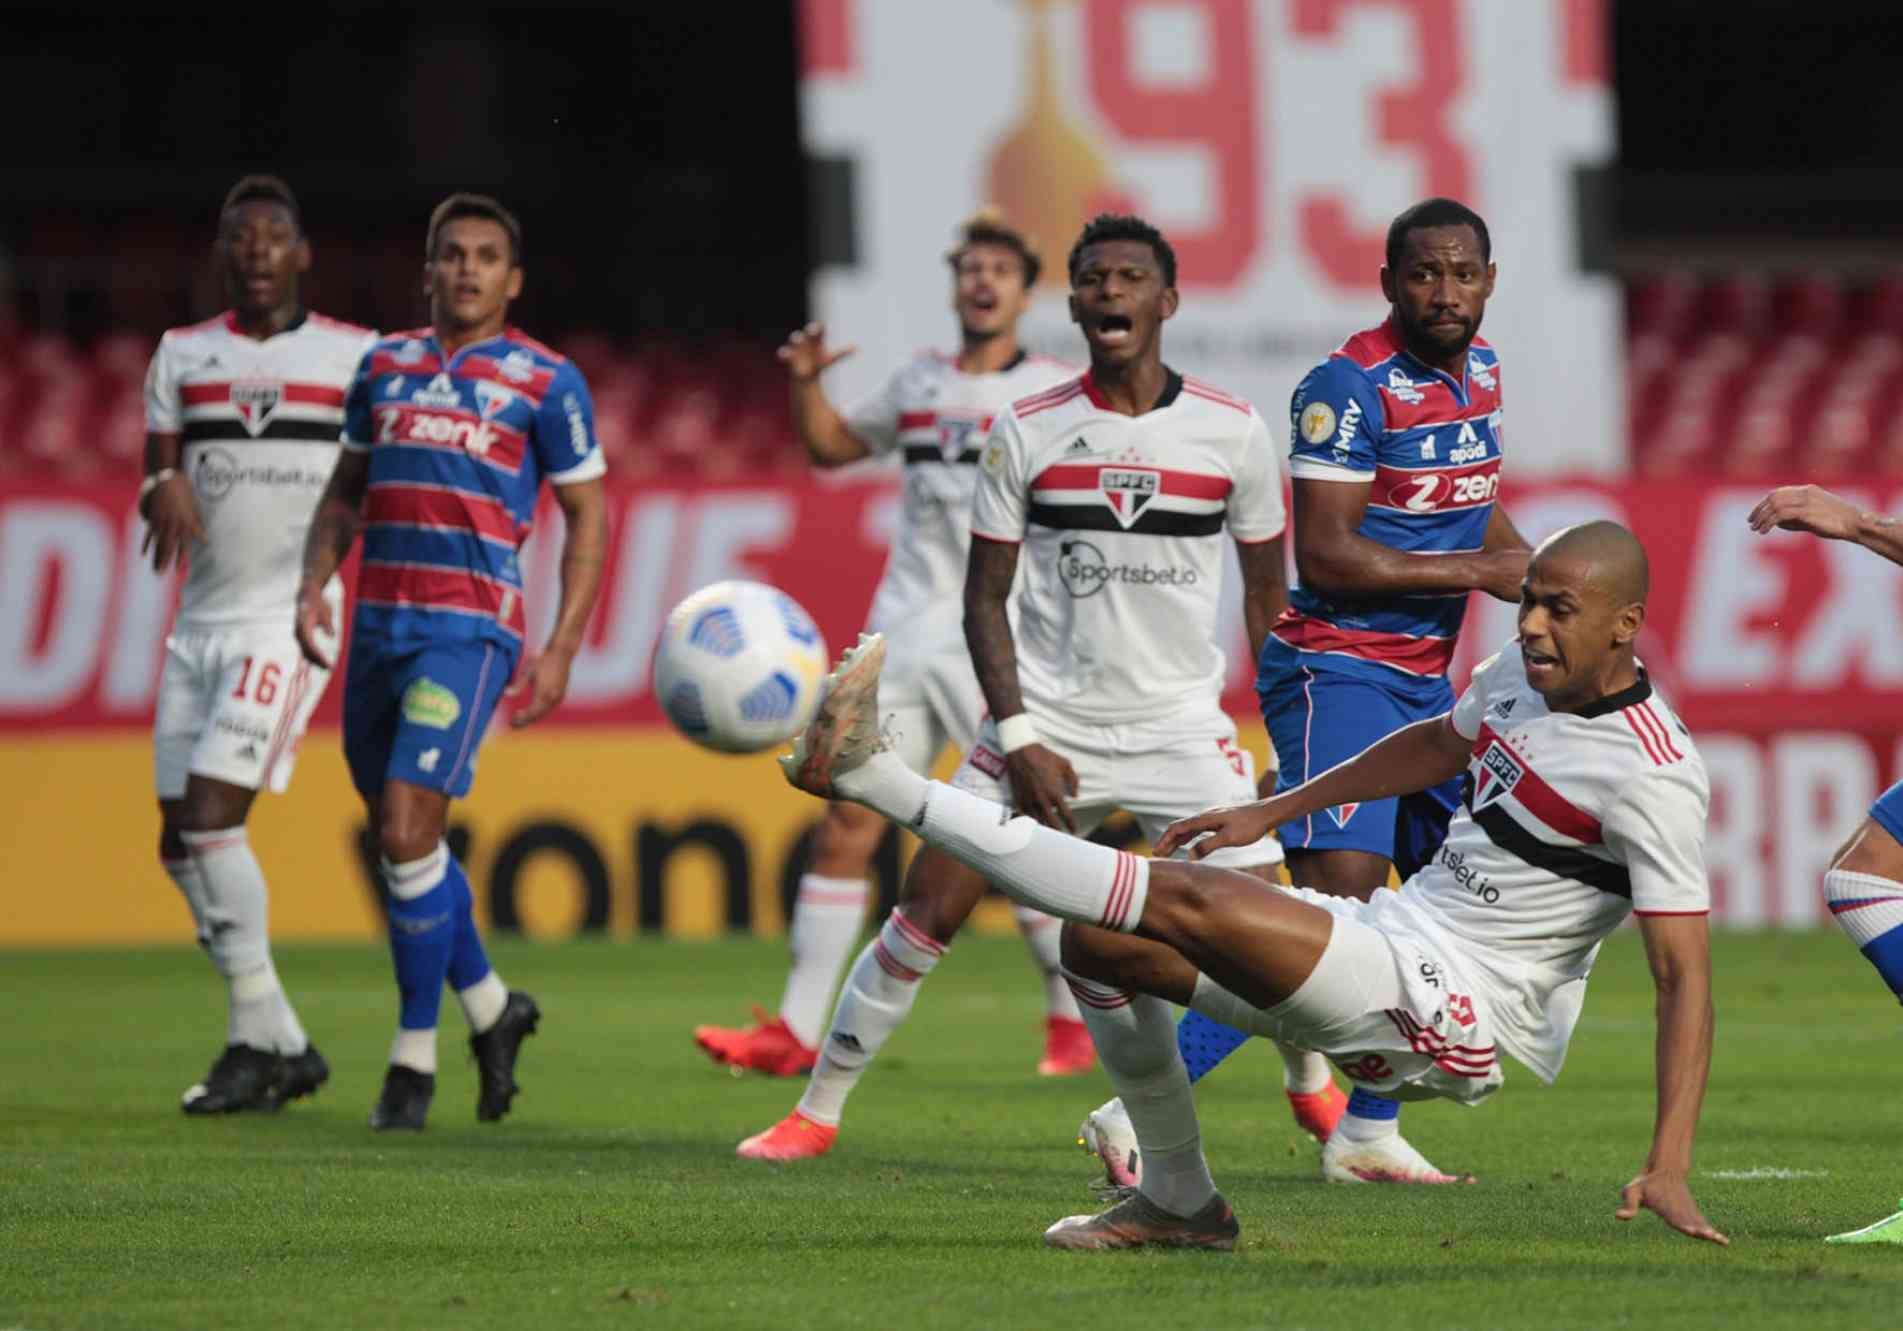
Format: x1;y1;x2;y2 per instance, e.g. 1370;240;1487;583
1;473;1893;929
6;473;1897;733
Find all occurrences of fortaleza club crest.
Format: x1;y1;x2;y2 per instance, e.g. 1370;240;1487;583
230;380;283;436
1472;740;1525;811
1098;467;1160;528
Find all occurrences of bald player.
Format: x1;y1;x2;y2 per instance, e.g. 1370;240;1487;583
1751;483;1903;1245
777;522;1727;1251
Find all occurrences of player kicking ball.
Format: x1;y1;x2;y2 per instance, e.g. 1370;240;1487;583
142;176;377;1113
736;214;1339;1163
781;520;1729;1251
1751;483;1903;1246
296;194;608;1129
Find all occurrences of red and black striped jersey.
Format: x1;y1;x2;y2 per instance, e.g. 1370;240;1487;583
970;367;1285;724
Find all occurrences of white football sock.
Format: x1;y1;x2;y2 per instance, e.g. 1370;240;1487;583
180;827;308;1055
778;874;870;1048
1014;905;1082;1020
457;970;509;1034
162;855;211;948
836;754;1149;932
1334;1107;1400;1142
796;909;944;1126
1065;970;1215;1217
1278;1043;1333;1094
390;1027;437;1075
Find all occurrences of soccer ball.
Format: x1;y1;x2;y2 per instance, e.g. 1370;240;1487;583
652;580;831;753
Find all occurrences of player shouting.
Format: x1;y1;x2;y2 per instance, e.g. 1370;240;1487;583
1751;482;1903;1245
1133;198;1533;1185
143;175;375;1114
693;212;1091;1079
296;193;608;1130
736;213;1334;1163
784;521;1727;1251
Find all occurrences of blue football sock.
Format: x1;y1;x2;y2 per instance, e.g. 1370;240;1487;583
1346;1086;1401;1121
444;854;493;992
1176;1010;1251;1084
1861;928;1903;1001
385;864;455;1031
1824;868;1903;1002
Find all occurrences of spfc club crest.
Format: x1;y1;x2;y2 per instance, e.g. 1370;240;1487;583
1099;467;1160;527
937;417;979;462
230;380;283;436
1471;740;1524;811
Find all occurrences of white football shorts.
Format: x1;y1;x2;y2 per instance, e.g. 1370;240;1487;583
878;638;984;778
153;599;338;799
1186;886;1505;1105
950;701;1281;870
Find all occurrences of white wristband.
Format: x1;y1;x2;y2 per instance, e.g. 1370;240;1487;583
995;713;1039;754
138;467;177;502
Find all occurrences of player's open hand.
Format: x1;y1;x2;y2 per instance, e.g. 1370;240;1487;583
140;473;205;575
1007;744;1080;833
778;323;856;382
1155;800;1280;859
507;647;573;728
1615;1169;1729;1246
1748;484;1860;542
293;582;335;669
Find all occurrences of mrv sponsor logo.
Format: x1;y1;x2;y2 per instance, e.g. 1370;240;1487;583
1057;539;1198;598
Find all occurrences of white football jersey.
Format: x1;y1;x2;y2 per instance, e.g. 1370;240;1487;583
1375;643;1710;1083
145;311;378;629
846;350;1074;653
969;368;1286;723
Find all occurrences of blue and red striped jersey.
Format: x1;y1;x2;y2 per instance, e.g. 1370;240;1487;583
341;327;606;652
1276;317;1503;678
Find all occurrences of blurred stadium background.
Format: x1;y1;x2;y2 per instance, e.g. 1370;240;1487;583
2;0;1899;948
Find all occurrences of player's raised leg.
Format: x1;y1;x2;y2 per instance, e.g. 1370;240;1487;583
1821;798;1903;1243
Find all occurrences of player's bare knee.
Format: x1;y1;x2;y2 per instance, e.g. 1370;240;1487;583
1058;920;1125;983
175;783;251;836
895;849;983;944
377;814;442;866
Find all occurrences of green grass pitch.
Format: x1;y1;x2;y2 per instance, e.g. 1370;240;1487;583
2;930;1899;1330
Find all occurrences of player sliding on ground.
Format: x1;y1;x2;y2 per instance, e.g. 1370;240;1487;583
736;213;1337;1163
693;212;1089;1080
1751;483;1903;1245
780;520;1729;1250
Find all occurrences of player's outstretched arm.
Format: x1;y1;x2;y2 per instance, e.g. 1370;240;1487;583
1293;478;1528;602
1749;483;1903;566
779;323;872;467
509;476;608;728
1616;912;1728;1246
294;449;371;667
963;534;1079;832
1483;502;1532;554
1156;714;1470;858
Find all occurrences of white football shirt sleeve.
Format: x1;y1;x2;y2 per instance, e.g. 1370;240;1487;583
843;366;906;455
1450;649;1508;740
1603;766;1712;916
1227;409;1288;543
143;334;181;435
969;409;1030;542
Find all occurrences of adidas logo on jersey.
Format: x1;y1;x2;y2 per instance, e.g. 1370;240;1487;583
413;373;463;409
1067;435;1093;454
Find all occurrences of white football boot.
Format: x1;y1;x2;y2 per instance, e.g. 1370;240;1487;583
1078;1096;1141;1195
1321;1125;1475;1184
